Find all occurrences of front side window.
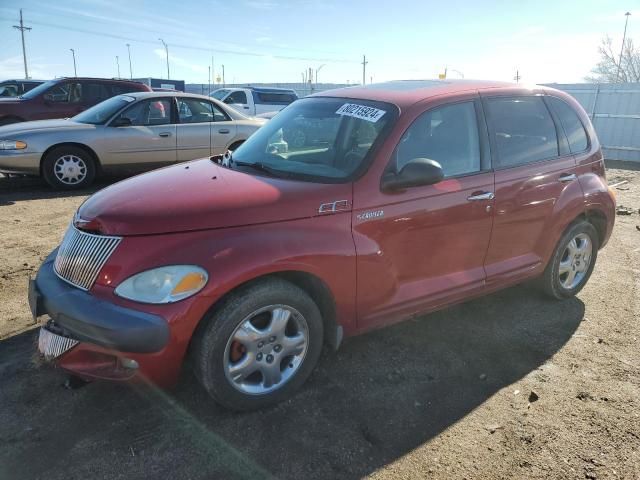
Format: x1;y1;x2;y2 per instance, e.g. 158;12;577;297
547;96;589;153
115;98;172;126
226;90;248;104
486;96;558;168
393;101;481;178
230;97;394;182
177;98;229;123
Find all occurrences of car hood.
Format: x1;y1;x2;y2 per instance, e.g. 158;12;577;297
0;119;92;136
77;158;352;236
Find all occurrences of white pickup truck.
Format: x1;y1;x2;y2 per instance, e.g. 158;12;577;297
210;87;298;116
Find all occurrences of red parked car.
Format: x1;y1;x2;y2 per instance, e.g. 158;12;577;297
0;77;151;125
30;80;616;410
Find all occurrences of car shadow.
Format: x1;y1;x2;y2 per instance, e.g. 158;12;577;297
0;174;127;205
0;285;584;480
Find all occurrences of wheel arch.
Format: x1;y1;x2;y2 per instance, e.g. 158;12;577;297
191;269;342;354
40;142;102;176
0;115;26;125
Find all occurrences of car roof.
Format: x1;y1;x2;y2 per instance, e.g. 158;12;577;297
50;77;146;84
123;92;219;100
0;79;46;83
314;79;532;108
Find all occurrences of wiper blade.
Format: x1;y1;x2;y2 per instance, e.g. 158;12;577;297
233;160;289;178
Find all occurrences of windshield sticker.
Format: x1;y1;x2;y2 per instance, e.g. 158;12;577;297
336;103;386;123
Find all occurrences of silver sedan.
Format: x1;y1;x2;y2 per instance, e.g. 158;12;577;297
0;92;266;189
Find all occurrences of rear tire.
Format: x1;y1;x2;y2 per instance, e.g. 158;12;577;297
192;278;324;411
42;146;97;190
539;220;599;299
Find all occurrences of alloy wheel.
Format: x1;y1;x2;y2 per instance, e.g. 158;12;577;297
558;232;593;289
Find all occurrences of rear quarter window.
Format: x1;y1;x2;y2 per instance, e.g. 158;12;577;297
256;92;296;104
546;96;589;153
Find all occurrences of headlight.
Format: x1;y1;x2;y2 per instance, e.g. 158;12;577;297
114;265;208;304
0;140;27;150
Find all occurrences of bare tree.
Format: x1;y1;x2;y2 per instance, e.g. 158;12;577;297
586;36;640;83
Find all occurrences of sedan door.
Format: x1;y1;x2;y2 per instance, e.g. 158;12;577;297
175;97;237;160
99;97;177;169
353;98;495;329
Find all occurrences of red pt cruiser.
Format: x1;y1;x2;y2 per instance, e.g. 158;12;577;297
30;80;616;410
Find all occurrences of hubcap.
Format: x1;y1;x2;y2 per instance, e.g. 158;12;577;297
54;155;87;185
223;305;309;395
558;233;592;289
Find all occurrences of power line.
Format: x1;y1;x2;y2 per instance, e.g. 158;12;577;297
1;16;356;64
12;9;31;79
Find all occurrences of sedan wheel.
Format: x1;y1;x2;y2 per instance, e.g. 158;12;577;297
42;146;96;190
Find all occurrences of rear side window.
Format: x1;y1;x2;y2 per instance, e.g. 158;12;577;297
546;96;589;153
83;83;110;103
486;97;558;168
393;101;481;178
256;92;295;104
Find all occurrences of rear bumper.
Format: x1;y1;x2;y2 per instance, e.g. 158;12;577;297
31;252;170;354
0;150;41;174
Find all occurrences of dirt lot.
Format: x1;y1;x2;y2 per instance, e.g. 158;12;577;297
1;166;639;480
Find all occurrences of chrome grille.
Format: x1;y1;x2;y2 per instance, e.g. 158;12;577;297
54;224;122;290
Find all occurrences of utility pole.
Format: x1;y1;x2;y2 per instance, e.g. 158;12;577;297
126;43;133;79
211;55;215;88
208;66;211;95
158;38;170;79
616;12;632;82
13;9;31;79
315;64;325;89
513;69;521;83
116;56;120;78
69;49;77;76
361;55;368;86
222;64;225;87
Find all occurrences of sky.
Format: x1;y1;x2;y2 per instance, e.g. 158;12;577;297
0;0;637;87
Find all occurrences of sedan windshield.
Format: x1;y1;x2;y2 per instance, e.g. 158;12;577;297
230;97;395;182
73;95;136;125
210;89;230;100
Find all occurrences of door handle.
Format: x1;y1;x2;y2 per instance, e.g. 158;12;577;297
159;132;172;137
559;173;577;183
243;106;249;109
467;191;495;201
218;128;230;134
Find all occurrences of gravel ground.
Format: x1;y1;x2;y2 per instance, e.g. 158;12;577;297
0;166;638;480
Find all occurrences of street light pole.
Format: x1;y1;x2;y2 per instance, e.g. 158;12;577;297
222;64;225;87
116;56;120;78
69;48;77;77
126;43;133;79
315;64;325;88
13;9;31;79
616;12;632;82
158;38;170;79
361;55;368;86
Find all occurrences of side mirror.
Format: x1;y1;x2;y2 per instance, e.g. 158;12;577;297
111;116;132;127
381;158;444;192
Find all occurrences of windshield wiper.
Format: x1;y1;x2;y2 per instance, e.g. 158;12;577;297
233;160;291;178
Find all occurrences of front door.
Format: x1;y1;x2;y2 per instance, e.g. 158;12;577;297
100;97;177;168
354;98;495;329
481;94;579;285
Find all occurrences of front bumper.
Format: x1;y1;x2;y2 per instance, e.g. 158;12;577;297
30;252;170;354
0;150;41;174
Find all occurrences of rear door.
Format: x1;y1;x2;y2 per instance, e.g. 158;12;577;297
100;97;177;168
175;97;238;159
354;96;495;329
481;94;580;286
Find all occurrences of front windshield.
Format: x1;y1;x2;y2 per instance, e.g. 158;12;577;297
73;95;136;124
20;80;57;99
231;97;394;182
210;89;230;100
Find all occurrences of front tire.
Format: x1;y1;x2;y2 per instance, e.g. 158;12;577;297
192;278;324;411
42;146;96;190
539;220;599;299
